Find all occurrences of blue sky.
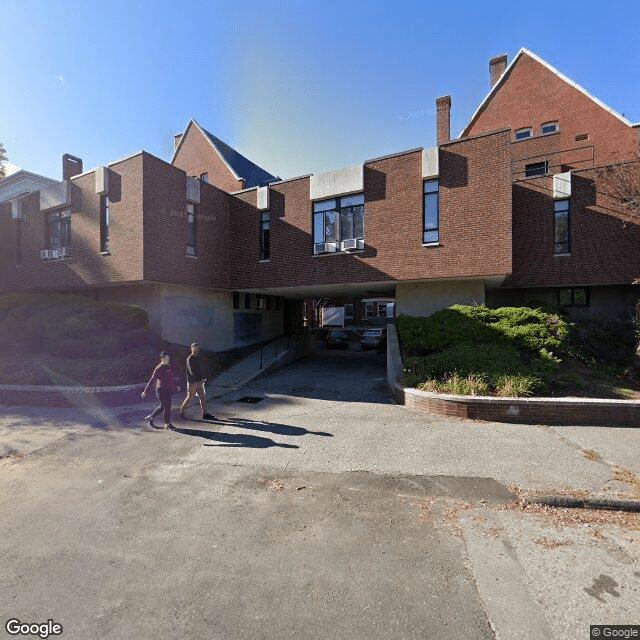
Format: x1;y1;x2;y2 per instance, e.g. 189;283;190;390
2;0;640;181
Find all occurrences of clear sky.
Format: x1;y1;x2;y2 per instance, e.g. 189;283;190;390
2;0;640;181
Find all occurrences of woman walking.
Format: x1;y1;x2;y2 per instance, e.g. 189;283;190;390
142;351;179;430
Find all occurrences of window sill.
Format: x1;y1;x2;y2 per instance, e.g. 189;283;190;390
186;254;197;260
100;251;111;256
554;253;571;257
259;259;270;263
312;250;365;258
422;242;441;248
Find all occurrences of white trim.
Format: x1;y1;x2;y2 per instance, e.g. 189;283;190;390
461;48;634;137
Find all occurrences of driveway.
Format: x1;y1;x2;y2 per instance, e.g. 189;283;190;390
1;349;639;639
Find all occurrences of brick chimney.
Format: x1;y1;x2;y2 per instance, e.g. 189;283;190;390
490;54;508;88
436;95;452;145
62;154;83;180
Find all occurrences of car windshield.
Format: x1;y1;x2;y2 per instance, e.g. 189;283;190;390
363;330;382;337
329;331;347;337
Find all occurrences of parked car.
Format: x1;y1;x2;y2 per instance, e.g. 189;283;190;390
325;329;350;350
360;328;386;351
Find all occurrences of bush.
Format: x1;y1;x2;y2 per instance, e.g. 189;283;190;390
396;305;571;358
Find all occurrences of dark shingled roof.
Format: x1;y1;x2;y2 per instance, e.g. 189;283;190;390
200;125;279;189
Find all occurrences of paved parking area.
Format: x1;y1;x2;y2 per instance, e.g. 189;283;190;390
1;348;639;639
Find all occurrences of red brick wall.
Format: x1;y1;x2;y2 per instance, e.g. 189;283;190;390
228;133;512;291
172;124;244;193
465;52;639;166
0;154;145;293
507;160;640;288
141;153;231;289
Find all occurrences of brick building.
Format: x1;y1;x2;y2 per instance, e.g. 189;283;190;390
1;48;639;352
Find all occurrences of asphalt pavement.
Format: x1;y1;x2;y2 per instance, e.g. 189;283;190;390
1;346;639;639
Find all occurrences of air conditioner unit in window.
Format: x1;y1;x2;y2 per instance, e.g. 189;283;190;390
314;242;339;255
341;238;364;251
59;247;71;258
40;249;51;259
49;249;60;259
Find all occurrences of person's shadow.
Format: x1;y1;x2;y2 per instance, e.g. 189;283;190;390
213;416;332;439
174;424;300;449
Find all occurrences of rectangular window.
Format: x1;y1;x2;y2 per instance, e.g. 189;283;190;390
16;218;22;266
256;295;267;310
515;128;532;140
186;202;196;256
260;210;270;261
423;179;439;243
364;302;373;319
244;293;251;310
378;303;387;317
541;122;559;135
554;198;570;254
558;287;589;307
525;161;549;177
200;172;208;183
100;195;110;253
344;304;354;319
233;292;240;309
313;194;364;247
48;209;71;251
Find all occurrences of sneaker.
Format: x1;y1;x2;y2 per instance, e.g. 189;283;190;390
145;414;156;428
166;423;177;430
202;413;215;420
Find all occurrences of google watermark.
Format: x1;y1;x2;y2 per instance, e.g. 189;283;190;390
5;619;63;638
591;626;640;638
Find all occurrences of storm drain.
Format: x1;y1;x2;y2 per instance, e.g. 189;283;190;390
237;396;265;404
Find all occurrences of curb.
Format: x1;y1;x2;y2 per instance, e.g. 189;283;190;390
525;495;640;513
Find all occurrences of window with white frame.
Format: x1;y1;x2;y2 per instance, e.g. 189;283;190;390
423;179;439;243
100;195;110;253
186;202;196;256
48;209;71;251
313;194;364;250
260;210;270;261
554;198;570;254
364;302;373;319
525;161;549;177
515;128;532;140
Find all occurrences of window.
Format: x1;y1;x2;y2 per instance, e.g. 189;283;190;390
558;287;589;307
344;304;354;320
244;293;251;310
423;179;439;243
378;303;387;318
515;128;532;140
200;172;208;183
525;161;549;177
256;295;267;310
233;292;240;309
48;209;71;250
364;302;373;319
260;210;270;261
554;198;570;254
541;122;558;135
100;195;110;253
186;202;196;256
313;194;364;249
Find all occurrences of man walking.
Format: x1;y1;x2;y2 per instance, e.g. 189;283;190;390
179;342;215;420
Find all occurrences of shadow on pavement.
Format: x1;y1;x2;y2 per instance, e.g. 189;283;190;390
175;426;300;449
214;417;332;438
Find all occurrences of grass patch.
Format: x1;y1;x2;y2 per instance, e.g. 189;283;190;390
613;467;640;498
583;450;601;461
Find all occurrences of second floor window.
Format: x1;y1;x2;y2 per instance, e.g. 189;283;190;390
313;194;364;245
423;179;439;244
525;161;549;177
100;195;110;253
554;198;570;254
49;209;71;250
186;203;196;256
260;210;270;261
